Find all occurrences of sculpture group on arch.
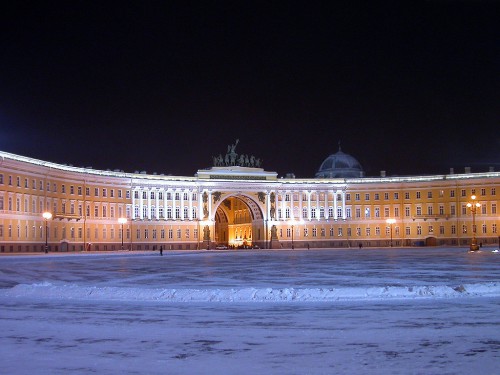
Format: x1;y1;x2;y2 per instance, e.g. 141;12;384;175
212;139;263;168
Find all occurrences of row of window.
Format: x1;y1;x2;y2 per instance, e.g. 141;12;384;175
279;223;499;238
275;203;497;219
279;188;496;203
133;191;198;201
0;174;129;199
2;223;497;240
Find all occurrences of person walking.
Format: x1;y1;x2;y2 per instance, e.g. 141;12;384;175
160;245;163;256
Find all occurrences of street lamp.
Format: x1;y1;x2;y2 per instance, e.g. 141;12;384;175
386;218;396;247
466;195;481;251
290;219;296;249
118;218;127;250
42;211;52;253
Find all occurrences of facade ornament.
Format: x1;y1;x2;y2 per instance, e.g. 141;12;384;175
213;191;222;203
257;192;266;204
212;139;264;168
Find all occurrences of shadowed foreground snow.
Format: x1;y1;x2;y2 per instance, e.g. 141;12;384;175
1;247;499;374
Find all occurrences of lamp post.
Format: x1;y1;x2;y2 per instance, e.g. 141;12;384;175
386;218;396;247
466;195;481;251
290;219;296;249
42;212;52;253
118;218;127;250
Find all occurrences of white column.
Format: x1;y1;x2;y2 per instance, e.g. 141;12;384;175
180;190;185;220
198;189;203;220
283;191;287;221
188;189;193;220
208;191;212;219
316;191;320;221
139;188;144;220
334;191;338;220
307;191;311;221
342;190;346;219
172;189;176;220
155;189;159;219
290;191;295;219
147;188;152;220
132;189;136;219
324;191;329;220
299;191;303;221
266;191;271;220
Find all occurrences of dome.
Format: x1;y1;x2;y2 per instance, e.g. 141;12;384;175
315;147;364;178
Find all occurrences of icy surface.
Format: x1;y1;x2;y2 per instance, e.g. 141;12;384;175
1;247;499;374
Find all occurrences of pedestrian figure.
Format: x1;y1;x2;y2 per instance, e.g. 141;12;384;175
160;245;163;256
359;243;363;249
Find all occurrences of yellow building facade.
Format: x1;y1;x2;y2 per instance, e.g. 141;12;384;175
0;150;498;252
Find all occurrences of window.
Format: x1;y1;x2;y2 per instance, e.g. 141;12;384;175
461;189;466;197
62;185;66;193
492;188;496;196
416;206;422;216
405;192;410;200
95;188;99;197
302;208;307;219
365;193;370;201
384;193;389;200
405;207;410;217
86;187;90;196
416;191;421;199
355;193;360;201
394;192;399;200
150;191;155;199
374;193;379;201
102;188;107;198
70;186;74;194
375;207;380;218
312;228;317;237
110;189;114;198
78;186;82;195
427;191;432;198
417;226;422;235
346;193;351;201
364;207;370;218
450;190;455;197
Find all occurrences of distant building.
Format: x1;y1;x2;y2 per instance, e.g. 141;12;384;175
0;146;498;252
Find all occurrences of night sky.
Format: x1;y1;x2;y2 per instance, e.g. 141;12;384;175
1;1;499;178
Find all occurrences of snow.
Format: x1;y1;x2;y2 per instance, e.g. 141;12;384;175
1;247;499;374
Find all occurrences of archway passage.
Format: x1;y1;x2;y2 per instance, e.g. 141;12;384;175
214;195;264;249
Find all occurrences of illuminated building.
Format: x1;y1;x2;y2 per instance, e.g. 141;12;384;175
0;147;498;252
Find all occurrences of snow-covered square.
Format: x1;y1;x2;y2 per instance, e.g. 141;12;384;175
1;247;499;374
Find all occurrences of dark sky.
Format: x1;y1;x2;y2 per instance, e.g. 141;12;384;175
1;1;499;177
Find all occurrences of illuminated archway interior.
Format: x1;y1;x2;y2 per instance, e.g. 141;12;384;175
214;195;264;248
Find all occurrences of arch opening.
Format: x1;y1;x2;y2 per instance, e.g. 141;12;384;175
214;195;264;249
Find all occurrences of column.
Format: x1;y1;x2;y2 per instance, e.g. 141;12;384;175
172;189;176;220
324;191;329;220
266;191;271;221
316;191;320;221
139;188;144;220
341;190;346;219
334;190;338;220
299;191;303;221
147;188;151;220
132;189;136;220
155;189;159;219
306;191;311;221
180;189;185;220
188;189;193;220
